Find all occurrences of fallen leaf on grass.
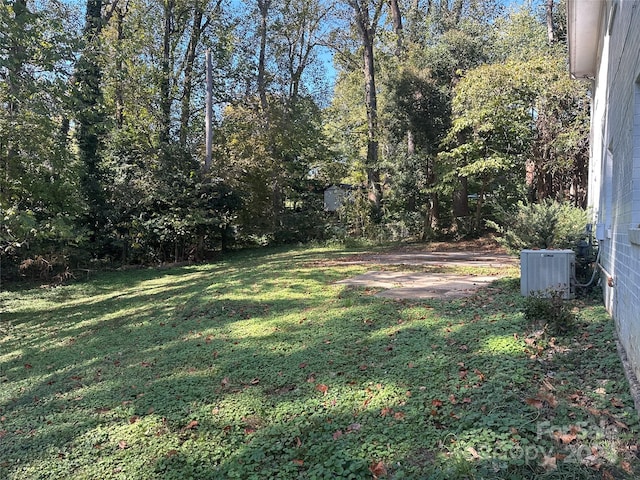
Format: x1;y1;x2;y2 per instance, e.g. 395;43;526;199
332;430;343;440
553;431;577;444
369;460;387;479
581;454;601;468
540;454;557;470
316;384;328;395
118;440;128;450
610;397;625;408
292;459;304;466
182;420;198;431
467;447;481;459
538;392;558;408
129;416;139;424
346;423;361;432
525;398;544;409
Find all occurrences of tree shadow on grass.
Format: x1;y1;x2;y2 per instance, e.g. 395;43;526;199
0;253;637;479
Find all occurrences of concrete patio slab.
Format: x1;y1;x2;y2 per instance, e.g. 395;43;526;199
336;271;501;299
333;250;517;299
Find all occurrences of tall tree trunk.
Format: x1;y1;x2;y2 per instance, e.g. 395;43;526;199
407;129;415;155
474;178;486;233
525;159;536;202
114;5;125;127
349;0;385;220
545;0;554;44
451;0;463;26
388;0;403;55
257;0;271;112
204;49;213;171
3;0;28;190
76;0;107;248
363;38;382;216
7;0;27;111
159;0;174;145
179;5;204;147
453;176;469;217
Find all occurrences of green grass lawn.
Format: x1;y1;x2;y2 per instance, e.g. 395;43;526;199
1;245;638;479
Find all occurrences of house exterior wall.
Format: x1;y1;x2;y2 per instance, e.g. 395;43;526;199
590;0;640;382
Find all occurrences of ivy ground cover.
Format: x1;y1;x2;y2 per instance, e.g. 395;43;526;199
1;246;638;479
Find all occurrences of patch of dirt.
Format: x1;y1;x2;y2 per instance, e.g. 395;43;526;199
391;235;508;254
313;236;518;299
308;236;512;269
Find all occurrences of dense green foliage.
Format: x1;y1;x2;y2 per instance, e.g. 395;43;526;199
1;246;637;479
1;0;589;280
523;289;578;334
487;199;588;253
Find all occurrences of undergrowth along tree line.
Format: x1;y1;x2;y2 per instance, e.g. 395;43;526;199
0;0;589;281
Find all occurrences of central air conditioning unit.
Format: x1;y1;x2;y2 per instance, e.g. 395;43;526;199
520;249;575;299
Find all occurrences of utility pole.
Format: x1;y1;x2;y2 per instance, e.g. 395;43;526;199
204;48;213;171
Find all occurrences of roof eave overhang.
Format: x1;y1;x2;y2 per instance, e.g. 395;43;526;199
567;0;606;80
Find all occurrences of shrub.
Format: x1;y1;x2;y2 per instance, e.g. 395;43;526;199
487;200;587;253
523;290;577;334
1;207;87;283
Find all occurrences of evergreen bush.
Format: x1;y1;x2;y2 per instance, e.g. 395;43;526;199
487;200;587;253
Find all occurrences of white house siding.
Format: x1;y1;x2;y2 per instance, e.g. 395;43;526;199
590;1;640;382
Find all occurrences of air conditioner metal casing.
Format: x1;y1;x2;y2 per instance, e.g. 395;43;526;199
520;249;575;299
